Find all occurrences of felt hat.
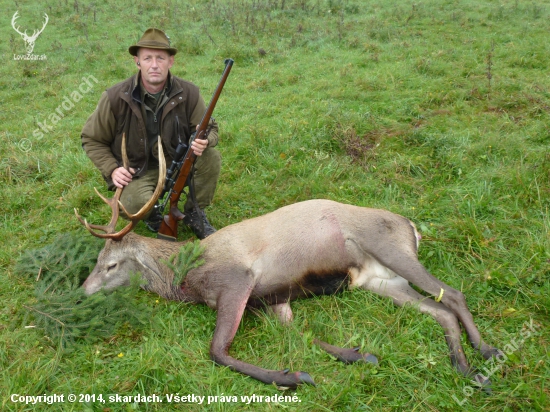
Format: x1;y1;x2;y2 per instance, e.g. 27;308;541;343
128;28;177;56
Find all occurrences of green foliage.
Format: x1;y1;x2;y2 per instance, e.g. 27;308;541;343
161;240;205;286
15;234;152;349
15;232;102;288
26;273;151;349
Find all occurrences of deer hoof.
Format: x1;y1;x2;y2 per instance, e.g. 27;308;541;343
338;348;378;364
473;373;492;395
363;353;378;365
352;346;378;364
481;346;501;361
278;370;316;388
296;371;316;386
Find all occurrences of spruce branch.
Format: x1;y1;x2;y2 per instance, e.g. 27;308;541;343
15;233;153;349
161;240;205;286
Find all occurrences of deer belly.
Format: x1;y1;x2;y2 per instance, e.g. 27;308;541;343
348;256;408;290
248;267;350;308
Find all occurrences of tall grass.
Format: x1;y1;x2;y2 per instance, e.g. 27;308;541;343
1;0;548;410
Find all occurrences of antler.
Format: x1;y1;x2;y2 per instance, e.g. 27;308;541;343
31;13;49;40
11;12;26;37
75;133;166;240
11;12;48;39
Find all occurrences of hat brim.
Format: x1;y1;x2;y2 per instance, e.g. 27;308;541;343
129;44;177;56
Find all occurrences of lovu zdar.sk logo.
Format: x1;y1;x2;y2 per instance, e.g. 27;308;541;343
12;11;48;60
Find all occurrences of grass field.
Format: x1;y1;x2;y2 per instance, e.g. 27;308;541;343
1;0;549;410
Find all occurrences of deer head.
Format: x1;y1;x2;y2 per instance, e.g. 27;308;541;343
11;11;49;55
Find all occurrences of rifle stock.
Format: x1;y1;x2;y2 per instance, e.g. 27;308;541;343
157;58;234;241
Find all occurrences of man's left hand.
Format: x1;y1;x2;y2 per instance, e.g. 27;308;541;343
191;137;208;156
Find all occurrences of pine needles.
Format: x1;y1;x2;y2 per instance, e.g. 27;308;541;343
15;234;206;350
16;231;103;289
161;240;205;286
15;233;152;349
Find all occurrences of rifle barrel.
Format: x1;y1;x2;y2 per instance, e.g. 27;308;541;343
157;58;234;241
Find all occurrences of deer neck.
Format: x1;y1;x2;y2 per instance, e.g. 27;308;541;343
135;251;201;303
155;282;200;303
122;234;203;303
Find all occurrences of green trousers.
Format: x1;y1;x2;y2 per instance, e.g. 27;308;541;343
120;147;221;218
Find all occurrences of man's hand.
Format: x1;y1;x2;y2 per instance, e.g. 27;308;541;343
191;124;209;156
111;166;136;188
191;136;208;156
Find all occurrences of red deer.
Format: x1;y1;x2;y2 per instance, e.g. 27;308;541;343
76;138;499;388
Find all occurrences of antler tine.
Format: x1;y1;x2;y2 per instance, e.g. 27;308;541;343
41;13;49;31
75;133;133;239
74;186;126;239
11;12;25;36
118;136;165;221
30;13;48;39
74;185;123;237
74;206;133;239
121;131;129;169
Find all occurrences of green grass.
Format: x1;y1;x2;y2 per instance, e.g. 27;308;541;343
1;0;549;410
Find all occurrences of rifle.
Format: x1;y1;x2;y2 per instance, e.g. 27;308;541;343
156;58;234;241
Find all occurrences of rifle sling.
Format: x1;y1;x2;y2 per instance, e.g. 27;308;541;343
189;163;203;228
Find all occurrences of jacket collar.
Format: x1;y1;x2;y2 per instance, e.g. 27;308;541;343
130;71;174;102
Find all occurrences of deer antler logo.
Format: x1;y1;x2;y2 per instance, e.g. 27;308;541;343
11;11;49;55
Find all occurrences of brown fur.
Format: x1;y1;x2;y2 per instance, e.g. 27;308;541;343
83;199;499;388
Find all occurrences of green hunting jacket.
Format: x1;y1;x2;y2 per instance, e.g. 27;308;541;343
81;71;218;189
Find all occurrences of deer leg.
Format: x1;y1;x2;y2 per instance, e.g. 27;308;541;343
364;276;479;377
314;339;379;364
267;303;378;365
209;285;315;388
380;259;500;361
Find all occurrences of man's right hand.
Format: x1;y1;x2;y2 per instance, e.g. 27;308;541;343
111;167;136;188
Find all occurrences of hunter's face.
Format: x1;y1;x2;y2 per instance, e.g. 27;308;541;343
135;48;174;91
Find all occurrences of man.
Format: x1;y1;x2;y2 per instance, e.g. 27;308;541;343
81;28;221;239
